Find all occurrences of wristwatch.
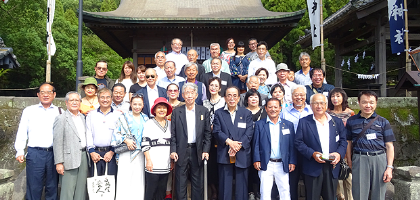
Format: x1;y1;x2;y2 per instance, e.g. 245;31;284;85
387;165;394;169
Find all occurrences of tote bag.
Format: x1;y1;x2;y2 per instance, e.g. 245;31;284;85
87;162;116;200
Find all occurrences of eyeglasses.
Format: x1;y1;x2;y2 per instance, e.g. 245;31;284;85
293;94;305;98
226;94;239;99
39;91;53;95
311;102;327;106
132;93;144;98
96;67;107;71
184;91;197;95
172;43;182;47
145;75;156;79
167;89;178;93
100;96;111;100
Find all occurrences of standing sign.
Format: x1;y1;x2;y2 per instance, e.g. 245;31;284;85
388;0;406;54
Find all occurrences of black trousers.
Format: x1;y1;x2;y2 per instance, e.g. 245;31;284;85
145;172;169;200
175;145;204;200
304;163;338;200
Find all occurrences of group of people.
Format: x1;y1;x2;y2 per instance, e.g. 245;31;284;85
14;37;395;200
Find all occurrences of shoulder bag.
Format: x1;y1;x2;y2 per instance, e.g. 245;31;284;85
331;117;351;180
114;114;136;154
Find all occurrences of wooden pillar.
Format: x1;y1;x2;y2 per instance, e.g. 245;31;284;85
133;37;138;68
334;45;343;88
375;17;387;97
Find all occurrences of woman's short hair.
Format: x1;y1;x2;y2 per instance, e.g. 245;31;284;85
244;89;262;107
255;68;269;78
328;88;349;111
270;84;285;96
208;77;222;87
166;83;180;91
225;38;234;49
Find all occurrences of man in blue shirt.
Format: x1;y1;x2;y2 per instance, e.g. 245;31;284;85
346;91;395;200
304;68;334;105
157;61;185;89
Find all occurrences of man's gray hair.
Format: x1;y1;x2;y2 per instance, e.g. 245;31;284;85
184;62;198;73
247;75;258;83
182;82;198;94
65;91;81;102
97;88;112;98
299;52;310;60
309;93;327;104
155;51;165;59
210;43;220;49
172;38;183;45
291;85;307;95
164;61;176;69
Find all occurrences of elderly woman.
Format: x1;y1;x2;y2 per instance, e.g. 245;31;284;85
80;77;99;115
112;93;149;200
141;97;173;200
255;68;271;98
167;83;185;121
116;61;137;103
270;83;288;108
229;41;249;93
129;65;147;100
326;88;354;200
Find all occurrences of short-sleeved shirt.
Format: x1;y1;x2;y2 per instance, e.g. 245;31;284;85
96;78;108;89
346;112;396;152
129;83;144;94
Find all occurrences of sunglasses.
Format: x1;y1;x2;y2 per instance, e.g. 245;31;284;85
167;89;178;93
146;75;156;79
132;93;144;98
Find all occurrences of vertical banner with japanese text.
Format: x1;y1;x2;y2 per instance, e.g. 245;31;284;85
307;0;320;49
388;0;405;54
46;0;56;56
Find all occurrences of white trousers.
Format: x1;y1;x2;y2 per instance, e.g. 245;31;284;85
115;152;145;200
258;161;290;200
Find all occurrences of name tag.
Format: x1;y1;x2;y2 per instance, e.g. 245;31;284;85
336;135;339;142
323;92;329;97
366;133;377;140
221;80;227;85
201;115;203;120
238;122;246;129
282;129;290;135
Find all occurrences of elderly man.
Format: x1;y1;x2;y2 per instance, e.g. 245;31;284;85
202;57;233;98
111;83;130;113
295;94;347;200
248;41;277;85
238;75;269;107
253;98;296;200
87;88;121;177
294;52;327;86
138;68;167;117
94;60;115;90
170;82;212;200
246;38;271;61
14;82;61;200
305;68;335;105
53;91;89;200
154;51;167;81
276;63;297;105
346;91;395;200
280;85;312;200
179;49;205;82
213;86;254;200
179;62;207;105
157;61;185;89
203;43;231;74
166;38;189;75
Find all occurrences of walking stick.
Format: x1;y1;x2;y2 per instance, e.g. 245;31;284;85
204;159;208;200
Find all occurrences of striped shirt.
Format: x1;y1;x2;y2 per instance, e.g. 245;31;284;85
346;112;395;152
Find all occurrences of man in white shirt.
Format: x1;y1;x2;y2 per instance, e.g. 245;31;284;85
248;41;277;85
276;63;297;105
157;61;185;89
166;38;189;75
14;82;61;200
111;83;130;113
153;51;167;81
202;43;231;74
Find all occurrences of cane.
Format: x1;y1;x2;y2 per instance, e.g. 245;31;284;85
204;159;208;200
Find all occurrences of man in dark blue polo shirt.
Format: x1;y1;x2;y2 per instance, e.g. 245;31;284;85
304;68;334;105
346;91;395;200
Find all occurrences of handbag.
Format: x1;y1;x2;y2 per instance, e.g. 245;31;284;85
113;113;137;154
331;118;351;180
87;162;116;200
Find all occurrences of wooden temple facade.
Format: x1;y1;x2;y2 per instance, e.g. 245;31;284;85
82;0;304;67
298;0;420;97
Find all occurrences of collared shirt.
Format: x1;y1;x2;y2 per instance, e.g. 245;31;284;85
185;80;207;101
212;72;221;78
157;76;185;89
186;105;196;143
14;103;61;157
248;58;277;85
166;51;189;75
203;58;231;74
153;66;167;82
86;107;120;152
305;83;335;105
267;117;282;159
313;113;332;155
346;112;396;152
294;68;327;85
147;85;159;116
245;51;271;62
69;110;86;148
280;104;313;132
278;80;297;105
224;104;238;124
111;101;130;113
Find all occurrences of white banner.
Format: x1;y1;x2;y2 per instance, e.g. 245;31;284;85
46;0;56;56
307;0;320;49
357;74;379;80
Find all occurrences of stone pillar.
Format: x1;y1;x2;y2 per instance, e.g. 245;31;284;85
0;169;14;200
375;17;387;97
392;166;420;200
